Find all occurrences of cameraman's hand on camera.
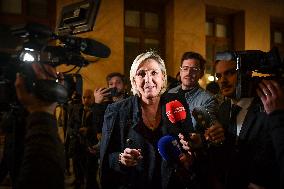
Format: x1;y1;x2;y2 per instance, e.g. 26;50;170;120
94;88;111;104
204;121;225;144
15;63;57;114
257;80;284;114
119;148;143;167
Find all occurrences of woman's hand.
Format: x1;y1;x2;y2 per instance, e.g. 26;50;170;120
119;148;143;167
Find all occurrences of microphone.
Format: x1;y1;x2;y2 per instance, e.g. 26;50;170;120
191;107;214;129
10;23;111;58
10;22;54;38
157;135;194;169
157;135;184;162
58;35;111;58
192;107;223;146
166;100;186;124
162;93;193;136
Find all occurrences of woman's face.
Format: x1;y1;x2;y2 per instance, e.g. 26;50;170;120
134;58;165;100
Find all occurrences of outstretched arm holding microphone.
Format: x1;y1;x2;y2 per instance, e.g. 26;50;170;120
178;106;225;152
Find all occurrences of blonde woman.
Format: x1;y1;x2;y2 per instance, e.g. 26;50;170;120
100;51;194;189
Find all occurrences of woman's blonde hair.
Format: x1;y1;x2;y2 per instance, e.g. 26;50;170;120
129;51;167;96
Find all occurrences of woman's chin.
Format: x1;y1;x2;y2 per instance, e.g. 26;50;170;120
142;93;160;99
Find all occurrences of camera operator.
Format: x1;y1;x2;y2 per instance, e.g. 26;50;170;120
257;80;284;189
14;63;65;189
214;59;279;189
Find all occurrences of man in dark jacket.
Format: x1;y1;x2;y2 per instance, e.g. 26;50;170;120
257;79;284;189
214;59;279;189
14;63;65;189
93;72;129;136
68;89;99;189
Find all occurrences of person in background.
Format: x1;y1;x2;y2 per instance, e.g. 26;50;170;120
213;59;279;189
14;63;65;189
68;89;99;189
93;72;129;142
94;72;128;104
257;79;284;189
206;81;224;104
167;72;181;90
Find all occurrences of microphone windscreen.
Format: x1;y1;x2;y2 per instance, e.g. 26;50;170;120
166;100;186;124
58;36;111;58
157;135;182;162
84;38;111;58
162;93;194;135
192;107;213;129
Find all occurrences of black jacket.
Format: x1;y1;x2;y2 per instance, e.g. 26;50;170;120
100;95;196;189
268;110;284;189
68;104;98;146
215;99;279;189
15;112;65;189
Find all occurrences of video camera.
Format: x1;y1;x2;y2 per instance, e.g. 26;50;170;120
215;47;284;99
0;23;111;112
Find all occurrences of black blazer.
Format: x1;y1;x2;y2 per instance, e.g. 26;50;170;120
215;98;279;189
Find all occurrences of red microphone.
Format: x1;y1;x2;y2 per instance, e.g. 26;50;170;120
162;93;193;137
166;100;187;124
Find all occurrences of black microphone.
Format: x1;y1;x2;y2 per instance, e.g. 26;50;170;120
10;22;54;38
191;107;214;129
192;107;223;146
58;35;111;58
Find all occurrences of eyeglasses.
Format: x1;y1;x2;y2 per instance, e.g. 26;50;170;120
180;66;200;73
215;68;237;79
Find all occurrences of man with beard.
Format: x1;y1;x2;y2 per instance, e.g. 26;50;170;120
93;72;129;137
214;59;279;189
168;52;221;130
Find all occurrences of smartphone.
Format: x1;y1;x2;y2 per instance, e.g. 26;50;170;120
105;87;118;97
